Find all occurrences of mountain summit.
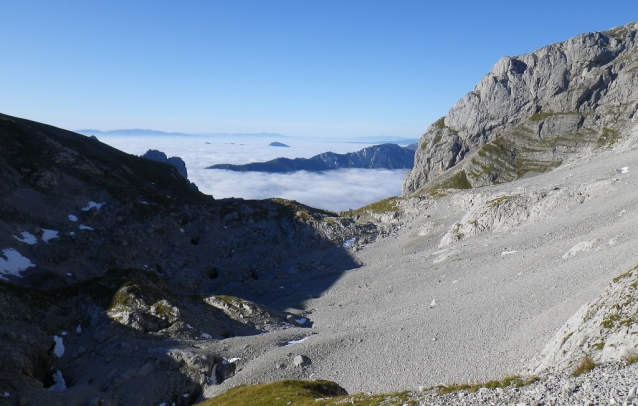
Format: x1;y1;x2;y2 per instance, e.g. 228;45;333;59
404;21;638;195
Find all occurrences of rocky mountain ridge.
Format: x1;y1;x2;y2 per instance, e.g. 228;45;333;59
140;149;189;179
207;143;414;173
6;20;638;406
0;112;383;405
404;20;638;195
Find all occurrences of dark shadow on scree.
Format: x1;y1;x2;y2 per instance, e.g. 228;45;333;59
0;112;369;404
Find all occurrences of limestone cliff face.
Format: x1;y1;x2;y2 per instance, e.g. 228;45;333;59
526;265;638;375
403;21;638;195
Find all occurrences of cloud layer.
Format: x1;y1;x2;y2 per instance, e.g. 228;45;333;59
97;135;408;211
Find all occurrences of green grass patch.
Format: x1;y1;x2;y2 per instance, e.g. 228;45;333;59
601;313;620;329
436;375;537;395
613;265;638;283
572;356;596;377
597;127;622;149
623;350;638;365
196;380;415;406
348;196;400;216
426;171;472;196
592;342;605;350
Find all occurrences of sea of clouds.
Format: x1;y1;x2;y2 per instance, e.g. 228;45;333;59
96;135;409;212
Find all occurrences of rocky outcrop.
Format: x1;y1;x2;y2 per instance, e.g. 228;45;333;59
404;21;638;195
208;143;415;172
141;149;188;179
0;112;377;405
527;264;638;375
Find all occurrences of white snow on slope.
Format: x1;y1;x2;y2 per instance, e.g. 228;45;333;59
79;224;94;230
621;166;629;174
52;335;65;357
0;249;34;279
342;238;356;248
13;232;37;245
48;370;66;391
42;229;59;243
285;336;309;346
68;214;78;222
82;201;105;211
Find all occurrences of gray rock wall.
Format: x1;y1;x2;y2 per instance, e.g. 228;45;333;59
404;21;638;195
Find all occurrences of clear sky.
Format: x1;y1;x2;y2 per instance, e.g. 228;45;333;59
2;1;638;138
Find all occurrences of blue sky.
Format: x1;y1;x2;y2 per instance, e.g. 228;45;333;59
2;1;637;138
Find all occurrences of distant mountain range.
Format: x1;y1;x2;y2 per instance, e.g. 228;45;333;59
207;143;415;173
76;129;291;138
75;129;417;144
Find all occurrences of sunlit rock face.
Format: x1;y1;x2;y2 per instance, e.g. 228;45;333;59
404;21;638;195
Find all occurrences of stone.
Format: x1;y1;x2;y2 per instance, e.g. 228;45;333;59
293;354;311;367
141;149;188;179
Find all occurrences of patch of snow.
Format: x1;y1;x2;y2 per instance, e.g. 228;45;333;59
182;394;189;398
48;370;66;391
68;214;78;222
210;364;219;385
430;299;436;308
228;357;241;363
13;232;37;245
295;317;307;324
141;201;149;205
69;232;75;236
79;224;94;230
180;228;184;233
342;238;356;248
285;336;309;346
61;331;67;336
158;404;166;406
76;325;82;334
186;324;193;329
52;335;65;358
42;229;59;243
200;333;212;339
621;166;629;174
0;248;35;280
81;201;105;211
452;280;459;284
3;392;9;397
66;273;72;276
501;250;518;256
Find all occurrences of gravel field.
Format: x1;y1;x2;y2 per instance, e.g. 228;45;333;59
203;144;638;398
